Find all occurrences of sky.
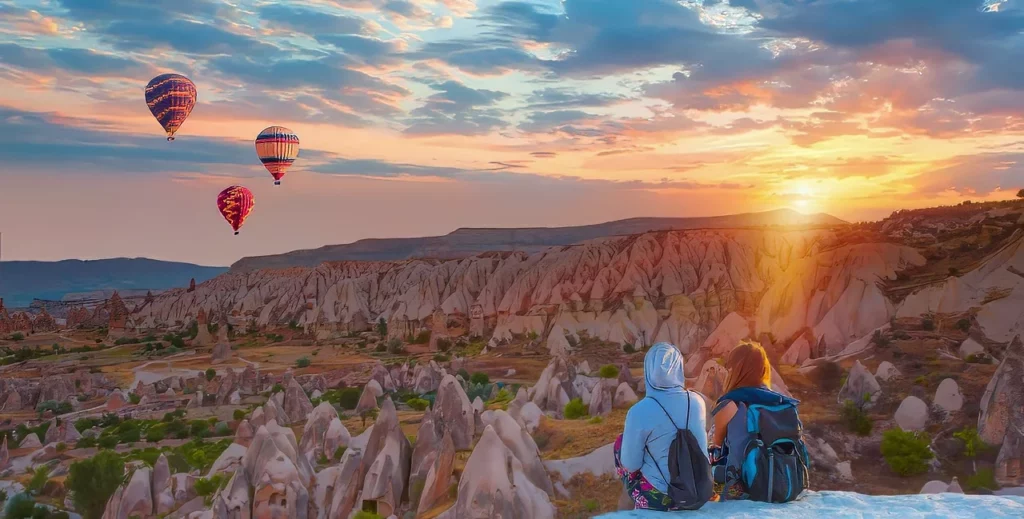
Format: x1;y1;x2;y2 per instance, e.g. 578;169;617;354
0;0;1022;266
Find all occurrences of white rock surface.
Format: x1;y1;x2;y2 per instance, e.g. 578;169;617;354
959;338;985;359
895;396;930;431
876;361;901;381
934;378;964;415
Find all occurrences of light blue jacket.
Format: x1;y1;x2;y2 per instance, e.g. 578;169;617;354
621;342;709;493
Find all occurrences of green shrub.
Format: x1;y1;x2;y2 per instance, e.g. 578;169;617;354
953;427;988;458
622;343;635;354
296;357;311;368
457;368;470;381
432;353;450;363
190;420;211;439
406;398;430;411
811;361;844;392
233;409;246;421
353;512;384;519
386;338;405;354
840;400;873;436
4;493;35;519
55;442;67;452
375;343;387;353
922;317;935;331
28;466;50;494
955;319;971;332
67;450;125;519
10;332;24;341
337;388;362;410
271;383;284;394
965;467;999;491
97;436;118;449
588;416;603;425
145;424;167;443
598;365;620;379
881;428;934;476
205;368;216;381
872;329;890;348
563;398;588;420
893;330;911;340
334;446;347;460
413;330;431;344
194;474;227;497
376;317;388;337
470;372;490;385
36;400;72;416
129;393;141;405
76;437;96;449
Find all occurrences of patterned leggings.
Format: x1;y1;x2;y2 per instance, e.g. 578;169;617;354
613;434;679;511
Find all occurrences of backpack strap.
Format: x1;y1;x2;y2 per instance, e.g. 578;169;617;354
642;393;691;491
648;392;690;432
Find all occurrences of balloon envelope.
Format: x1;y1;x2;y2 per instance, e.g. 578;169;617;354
255;126;299;185
216;186;254;235
145;73;197;141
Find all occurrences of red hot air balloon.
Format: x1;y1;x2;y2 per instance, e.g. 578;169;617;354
216;186;254;235
255;126;299;185
145;73;197;141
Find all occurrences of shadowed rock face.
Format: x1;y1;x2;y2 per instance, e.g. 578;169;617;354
434;375;476;450
437;425;555;519
979;338;1024;486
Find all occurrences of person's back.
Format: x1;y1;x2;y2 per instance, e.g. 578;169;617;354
710;341;809;503
614;342;710;511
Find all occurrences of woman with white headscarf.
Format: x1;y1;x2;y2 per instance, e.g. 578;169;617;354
614;342;709;511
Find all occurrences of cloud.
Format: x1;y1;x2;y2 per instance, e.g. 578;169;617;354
414;38;542;75
518;110;596;133
0;43;155;78
310;154;749;192
914;152;1024;194
315;34;404;65
526;88;630;109
0;106;302;175
259;5;373;36
403;80;510;135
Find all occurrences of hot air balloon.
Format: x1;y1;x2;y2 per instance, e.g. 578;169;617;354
216;186;254;235
255;126;299;185
144;73;197;141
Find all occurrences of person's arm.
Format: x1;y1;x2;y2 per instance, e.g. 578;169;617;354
620;404;648;472
711;401;737;448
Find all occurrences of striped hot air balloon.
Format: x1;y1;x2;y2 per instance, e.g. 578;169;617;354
255;126;300;185
144;73;197;141
216;186;255;235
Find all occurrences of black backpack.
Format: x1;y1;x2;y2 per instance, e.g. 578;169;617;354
644;394;714;510
713;392;810;503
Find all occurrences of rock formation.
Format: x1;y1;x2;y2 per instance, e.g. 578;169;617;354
979;337;1024;486
437;425;555;518
934;378;964;415
435;375;476;450
193;308;214;347
895;396;929;431
837;361;882;408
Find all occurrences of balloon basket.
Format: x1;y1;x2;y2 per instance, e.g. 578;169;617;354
234;231;239;235
274;180;281;185
167;136;175;142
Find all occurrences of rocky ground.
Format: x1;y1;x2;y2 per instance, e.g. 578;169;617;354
0;199;1023;518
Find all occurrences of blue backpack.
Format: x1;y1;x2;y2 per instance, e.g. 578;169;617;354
711;387;810;503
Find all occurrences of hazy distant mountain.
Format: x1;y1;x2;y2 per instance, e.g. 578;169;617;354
0;258;227;307
230;208;847;272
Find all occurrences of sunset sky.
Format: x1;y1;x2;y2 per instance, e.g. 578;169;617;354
1;0;1022;266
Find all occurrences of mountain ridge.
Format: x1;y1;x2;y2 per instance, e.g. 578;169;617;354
0;257;227;307
229;208;847;272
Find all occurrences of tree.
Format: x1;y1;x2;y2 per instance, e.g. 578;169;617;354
376;317;388;337
205;368;216;381
1017;188;1024;199
67;451;125;519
